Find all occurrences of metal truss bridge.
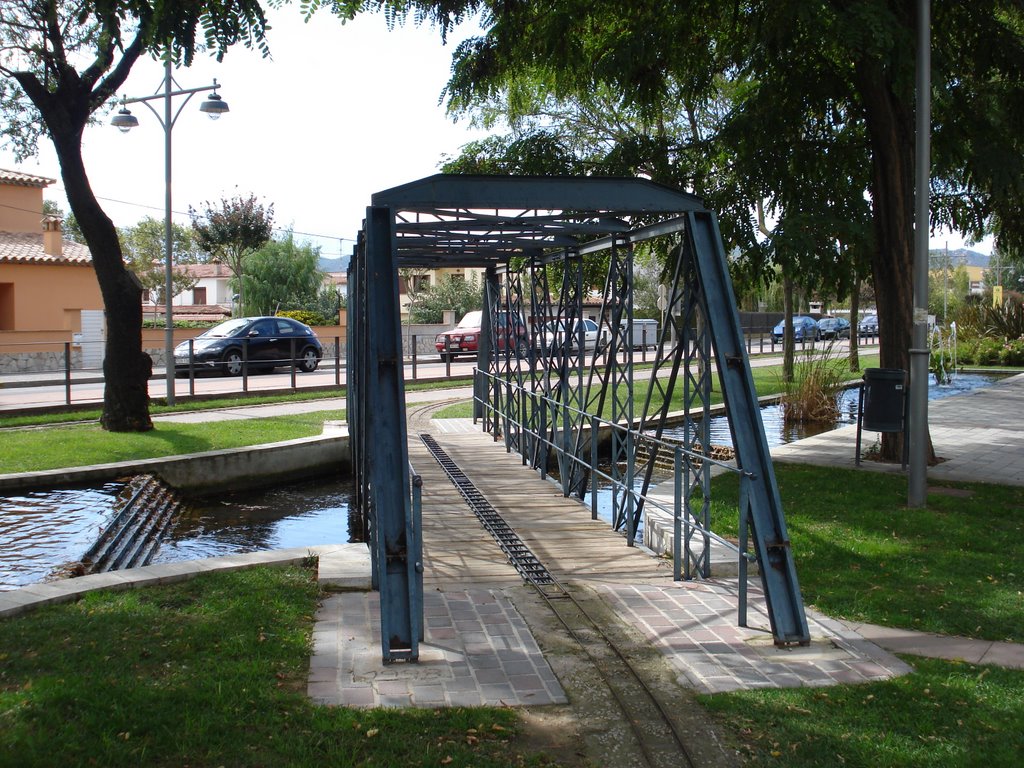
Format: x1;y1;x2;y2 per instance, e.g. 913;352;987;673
347;174;809;661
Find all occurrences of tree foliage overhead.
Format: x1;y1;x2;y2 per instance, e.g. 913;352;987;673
331;0;1024;460
0;0;270;160
0;0;271;430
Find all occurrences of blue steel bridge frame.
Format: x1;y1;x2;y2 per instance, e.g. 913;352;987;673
348;174;809;662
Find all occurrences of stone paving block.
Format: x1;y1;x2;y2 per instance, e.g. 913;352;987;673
379;694;413;708
411;684;447;705
307;588;567;709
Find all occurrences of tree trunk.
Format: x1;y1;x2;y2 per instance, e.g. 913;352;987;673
52;133;153;432
782;275;795;383
855;56;933;462
849;271;861;372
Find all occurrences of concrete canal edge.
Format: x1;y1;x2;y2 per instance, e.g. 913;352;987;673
0;423;351;496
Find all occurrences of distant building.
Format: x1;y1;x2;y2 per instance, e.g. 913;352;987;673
0;168;102;334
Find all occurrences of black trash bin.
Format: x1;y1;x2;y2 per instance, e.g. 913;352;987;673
862;368;906;432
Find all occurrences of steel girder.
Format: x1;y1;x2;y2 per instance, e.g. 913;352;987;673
527;260;553;473
563;237;636;539
351;206;422;662
686;211;809;644
632;237;714;578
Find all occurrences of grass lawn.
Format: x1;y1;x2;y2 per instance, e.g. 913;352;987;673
0;567;546;768
2;563;1021;767
700;656;1024;767
0;411;342;474
711;464;1024;643
0;376;472;430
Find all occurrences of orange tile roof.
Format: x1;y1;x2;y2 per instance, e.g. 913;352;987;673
0;168;55;188
180;262;234;278
0;231;92;264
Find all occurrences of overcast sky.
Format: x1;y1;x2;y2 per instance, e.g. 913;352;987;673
1;6;994;260
2;7;488;261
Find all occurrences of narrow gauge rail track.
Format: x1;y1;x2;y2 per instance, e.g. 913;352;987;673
419;430;704;768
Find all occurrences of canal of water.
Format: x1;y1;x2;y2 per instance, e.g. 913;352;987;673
0;372;1004;590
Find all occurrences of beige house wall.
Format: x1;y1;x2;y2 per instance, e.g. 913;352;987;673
399;266;484;321
0;261;103;332
0;184;44;233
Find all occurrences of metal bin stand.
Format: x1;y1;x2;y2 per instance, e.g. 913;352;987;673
856;368;909;468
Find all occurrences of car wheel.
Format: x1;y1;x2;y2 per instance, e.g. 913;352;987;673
439;352;452;363
299;347;319;372
221;349;244;376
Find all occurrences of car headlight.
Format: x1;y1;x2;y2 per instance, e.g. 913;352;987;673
463;334;476;342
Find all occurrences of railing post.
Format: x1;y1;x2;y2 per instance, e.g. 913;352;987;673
674;446;682;581
290;337;298;390
411;334;418;380
738;477;751;628
64;341;72;406
590;414;599;520
242;338;249;393
188;338;195;396
444;336;452;378
334;336;341;387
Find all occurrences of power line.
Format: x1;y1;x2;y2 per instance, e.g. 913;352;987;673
32;187;357;246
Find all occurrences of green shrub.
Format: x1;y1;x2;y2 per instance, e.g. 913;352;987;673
974;337;1004;365
999;337;1024;366
276;309;325;326
956;337;977;365
779;344;847;423
143;318;220;329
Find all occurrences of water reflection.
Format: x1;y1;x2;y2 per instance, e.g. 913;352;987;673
0;477;354;590
0;484;123;590
667;372;1003;449
152;477;356;564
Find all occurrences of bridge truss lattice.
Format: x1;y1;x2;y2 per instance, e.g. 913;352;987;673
348;175;809;661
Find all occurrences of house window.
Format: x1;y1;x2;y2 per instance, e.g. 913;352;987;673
0;283;13;330
193;287;207;305
142;289;151;303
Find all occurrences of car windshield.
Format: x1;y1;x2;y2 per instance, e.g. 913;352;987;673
198;318;250;338
455;311;482;329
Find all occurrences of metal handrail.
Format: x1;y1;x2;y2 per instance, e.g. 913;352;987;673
470;368;757;574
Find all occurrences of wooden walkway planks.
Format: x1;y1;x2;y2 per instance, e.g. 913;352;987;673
409;429;676;590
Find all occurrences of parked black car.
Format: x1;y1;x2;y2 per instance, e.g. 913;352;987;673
174;316;323;376
817;316;851;340
858;314;879;337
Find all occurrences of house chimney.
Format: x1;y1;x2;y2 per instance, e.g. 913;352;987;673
42;215;63;257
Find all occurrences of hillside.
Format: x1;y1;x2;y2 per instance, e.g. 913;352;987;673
318;256;348;273
931;248;989;268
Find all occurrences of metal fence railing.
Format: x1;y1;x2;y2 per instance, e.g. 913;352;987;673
0;332;881;411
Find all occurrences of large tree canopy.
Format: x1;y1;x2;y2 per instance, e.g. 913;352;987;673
0;1;270;430
327;0;1024;458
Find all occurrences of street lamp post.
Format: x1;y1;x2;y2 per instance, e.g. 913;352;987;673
112;60;228;405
